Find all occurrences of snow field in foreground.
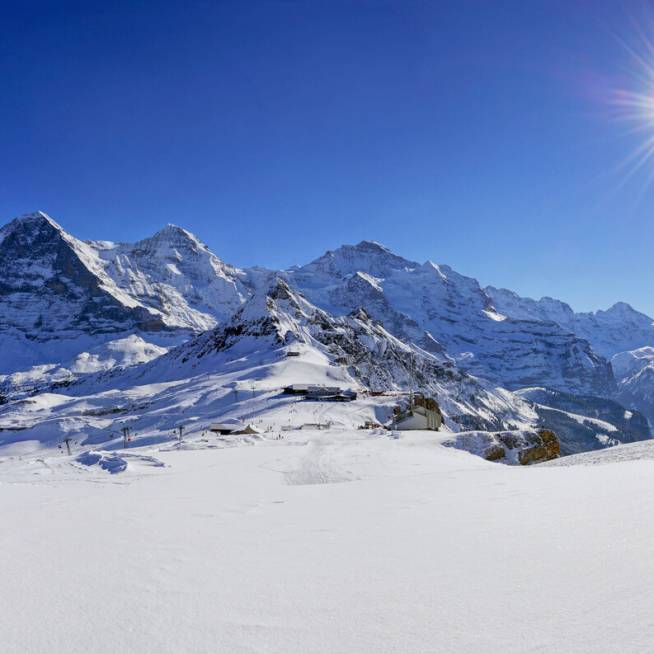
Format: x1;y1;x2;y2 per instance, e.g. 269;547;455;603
1;430;653;654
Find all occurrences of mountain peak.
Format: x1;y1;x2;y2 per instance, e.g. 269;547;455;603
606;301;635;313
302;240;418;278
4;210;62;231
0;211;67;246
16;210;55;222
596;301;654;325
133;224;210;257
352;239;391;252
148;223;201;243
160;223;191;235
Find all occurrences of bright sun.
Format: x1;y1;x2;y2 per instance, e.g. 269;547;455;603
611;17;654;182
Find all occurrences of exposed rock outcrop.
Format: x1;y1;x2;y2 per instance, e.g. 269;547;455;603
444;429;561;465
518;429;560;464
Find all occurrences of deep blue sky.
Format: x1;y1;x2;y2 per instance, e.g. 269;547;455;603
2;1;653;313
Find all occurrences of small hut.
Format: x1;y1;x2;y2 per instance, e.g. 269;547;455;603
393;395;442;431
210;422;245;435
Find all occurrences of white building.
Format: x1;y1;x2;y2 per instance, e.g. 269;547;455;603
393;396;442;431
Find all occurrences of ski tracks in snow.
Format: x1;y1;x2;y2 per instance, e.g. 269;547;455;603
261;434;367;485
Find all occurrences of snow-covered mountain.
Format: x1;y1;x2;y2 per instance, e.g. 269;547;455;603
486;287;654;358
0;273;637;456
515;386;650;454
0;215;616;399
606;347;654;425
89;223;249;331
611;346;654;379
287;241;615;397
0;212;248;373
0;213;177;373
486;286;654;423
0;211;651;455
0;275;543;448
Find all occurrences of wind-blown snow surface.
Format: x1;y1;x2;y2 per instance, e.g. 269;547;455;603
2;430;653;654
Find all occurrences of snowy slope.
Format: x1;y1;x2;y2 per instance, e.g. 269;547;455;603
0;276;539;450
0;335;169;401
543;435;654;465
2;428;654;654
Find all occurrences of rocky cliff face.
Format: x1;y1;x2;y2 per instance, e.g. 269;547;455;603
0;212;168;336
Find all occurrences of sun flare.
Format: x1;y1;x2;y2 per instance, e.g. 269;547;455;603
610;17;654;181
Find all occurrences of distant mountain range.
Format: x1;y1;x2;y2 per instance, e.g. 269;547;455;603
0;210;652;455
